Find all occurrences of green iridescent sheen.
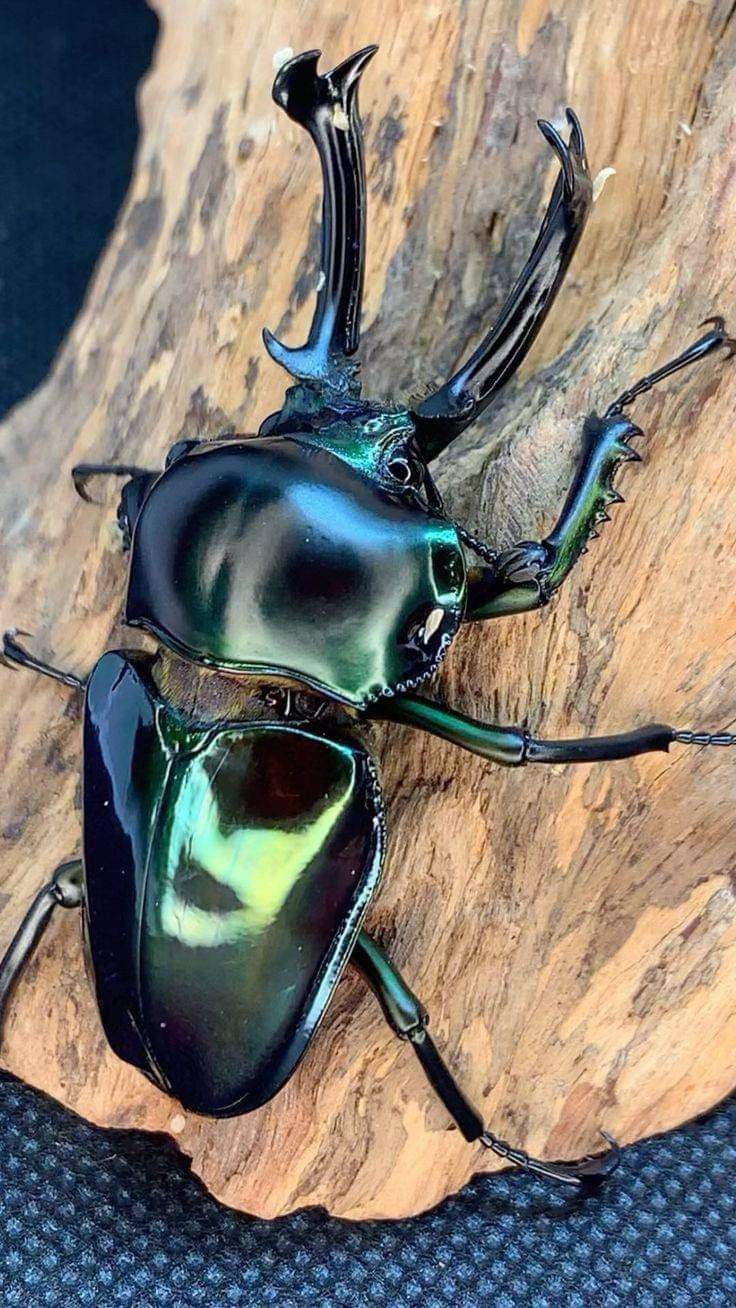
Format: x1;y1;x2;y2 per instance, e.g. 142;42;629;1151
352;931;426;1037
543;413;639;593
465;412;641;620
126;435;466;707
306;410;417;481
369;693;527;765
83;650;384;1115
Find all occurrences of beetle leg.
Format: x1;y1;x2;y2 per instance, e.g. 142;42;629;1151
411;110;593;460
603;316;736;415
72;462;160;550
352;931;619;1190
0;859;83;1042
0;629;86;691
71;461;156;505
262;46;377;397
463;319;735;620
368;693;736;764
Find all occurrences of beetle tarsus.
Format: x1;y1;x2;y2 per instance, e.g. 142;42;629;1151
371;694;736;767
5;47;736;1203
605;318;735;416
674;728;736;747
463;315;734;622
353;931;620;1193
699;315;736;358
1;628;86;690
481;1128;620;1191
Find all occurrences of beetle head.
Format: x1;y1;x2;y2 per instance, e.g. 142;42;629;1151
259;386;444;510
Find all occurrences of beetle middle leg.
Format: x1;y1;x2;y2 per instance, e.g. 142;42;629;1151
0;859;83;1042
352;931;618;1190
463;320;735;621
369;693;736;765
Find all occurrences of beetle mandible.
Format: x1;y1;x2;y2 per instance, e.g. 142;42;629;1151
1;46;734;1191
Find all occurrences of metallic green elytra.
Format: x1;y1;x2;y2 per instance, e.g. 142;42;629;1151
83;651;383;1114
126;430;466;707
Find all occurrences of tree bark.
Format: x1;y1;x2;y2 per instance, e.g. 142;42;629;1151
1;0;736;1219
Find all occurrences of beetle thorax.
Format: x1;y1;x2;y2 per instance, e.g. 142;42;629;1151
125;434;466;708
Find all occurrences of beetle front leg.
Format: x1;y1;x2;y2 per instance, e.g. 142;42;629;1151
0;859;83;1041
352;931;619;1190
1;629;86;690
72;462;160;550
464;319;735;620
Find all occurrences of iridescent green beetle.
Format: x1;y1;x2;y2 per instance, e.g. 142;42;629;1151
2;46;734;1191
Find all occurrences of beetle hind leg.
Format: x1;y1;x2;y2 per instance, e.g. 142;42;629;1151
352;931;619;1191
0;859;83;1043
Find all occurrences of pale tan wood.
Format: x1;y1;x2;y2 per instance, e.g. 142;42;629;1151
1;0;736;1219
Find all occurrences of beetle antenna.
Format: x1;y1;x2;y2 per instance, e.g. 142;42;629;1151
263;46;377;397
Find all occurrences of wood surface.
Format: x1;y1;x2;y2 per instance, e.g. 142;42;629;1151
1;0;736;1220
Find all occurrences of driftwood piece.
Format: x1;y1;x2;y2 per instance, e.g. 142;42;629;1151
2;0;736;1220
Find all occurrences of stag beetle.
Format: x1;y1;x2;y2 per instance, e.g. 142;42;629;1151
1;45;734;1192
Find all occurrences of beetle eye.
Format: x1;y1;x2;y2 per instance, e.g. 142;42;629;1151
386;454;421;487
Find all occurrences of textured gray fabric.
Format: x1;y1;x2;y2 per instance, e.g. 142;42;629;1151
1;1073;735;1306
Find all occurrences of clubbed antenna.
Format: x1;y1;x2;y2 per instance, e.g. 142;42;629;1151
263;46;377;396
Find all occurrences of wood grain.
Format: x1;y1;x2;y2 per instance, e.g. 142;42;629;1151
1;0;736;1219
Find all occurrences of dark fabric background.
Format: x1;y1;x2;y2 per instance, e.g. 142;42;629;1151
1;3;735;1303
0;0;157;416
